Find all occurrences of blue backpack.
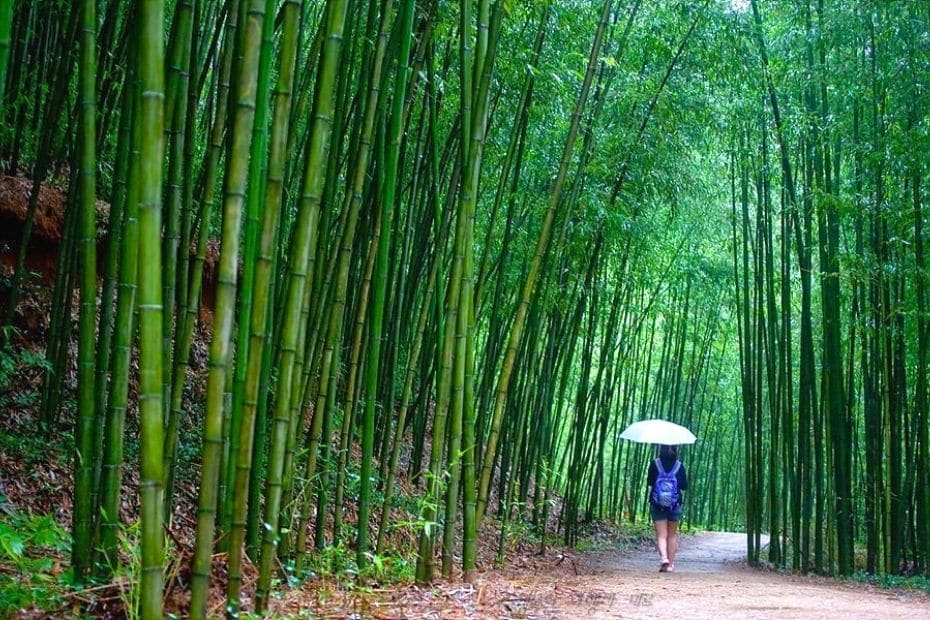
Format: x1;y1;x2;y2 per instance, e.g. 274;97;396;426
651;458;681;510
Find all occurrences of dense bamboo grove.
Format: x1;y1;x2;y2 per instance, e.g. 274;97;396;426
0;0;928;616
729;0;930;576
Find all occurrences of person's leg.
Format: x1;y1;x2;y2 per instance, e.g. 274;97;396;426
667;519;679;566
654;519;669;565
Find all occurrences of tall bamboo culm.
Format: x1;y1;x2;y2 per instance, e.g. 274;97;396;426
135;1;166;617
71;0;97;585
188;1;268;617
255;0;349;610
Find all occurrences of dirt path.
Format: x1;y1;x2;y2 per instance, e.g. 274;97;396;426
512;532;930;619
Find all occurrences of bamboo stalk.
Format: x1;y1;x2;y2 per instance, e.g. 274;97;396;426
135;1;167;616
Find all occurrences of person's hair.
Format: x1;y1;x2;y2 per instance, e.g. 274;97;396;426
660;444;678;459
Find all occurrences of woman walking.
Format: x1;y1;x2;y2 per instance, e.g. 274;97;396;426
647;444;688;572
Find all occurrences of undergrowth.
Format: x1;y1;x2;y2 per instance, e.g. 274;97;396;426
0;330;50;409
300;543;415;588
0;505;71;617
850;571;930;596
573;519;657;553
0;504;184;619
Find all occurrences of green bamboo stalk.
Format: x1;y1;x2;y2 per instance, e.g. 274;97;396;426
408;48;444;489
0;0;30;137
281;265;320;558
71;0;97;584
163;0;240;514
439;0;477;576
297;1;358;390
417;168;463;581
378;103;426;470
416;52;464;583
375;82;434;469
221;0;276;539
188;0;267;616
255;0;348;609
246;297;276;556
164;0;195;136
476;0;613;526
136;0;166;616
292;0;396;572
308;298;341;551
91;49;134;525
358;0;416;567
226;0;302;610
377;213;444;554
0;0;12;108
174;10;201;359
332;214;380;544
161;0;195;410
96;65;141;575
459;0;501;579
475;3;547;309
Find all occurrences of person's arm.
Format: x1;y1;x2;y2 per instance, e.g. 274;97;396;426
646;461;657;503
679;463;688;504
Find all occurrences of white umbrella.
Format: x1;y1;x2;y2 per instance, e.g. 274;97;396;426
619;419;696;445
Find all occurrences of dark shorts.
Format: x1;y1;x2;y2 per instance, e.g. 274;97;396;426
650;506;682;523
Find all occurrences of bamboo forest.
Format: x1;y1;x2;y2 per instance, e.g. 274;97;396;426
1;0;929;617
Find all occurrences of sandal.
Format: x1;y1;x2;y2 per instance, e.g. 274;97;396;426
667;563;675;573
659;560;669;572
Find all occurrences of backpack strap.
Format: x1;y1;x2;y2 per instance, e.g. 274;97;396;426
669;460;681;476
654;457;666;475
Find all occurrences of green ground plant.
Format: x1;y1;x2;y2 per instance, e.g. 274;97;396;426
0;509;70;617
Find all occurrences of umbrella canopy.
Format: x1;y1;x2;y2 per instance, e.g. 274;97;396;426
619;419;696;445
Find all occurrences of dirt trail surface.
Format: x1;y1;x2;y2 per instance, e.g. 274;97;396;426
295;532;930;619
496;532;930;619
